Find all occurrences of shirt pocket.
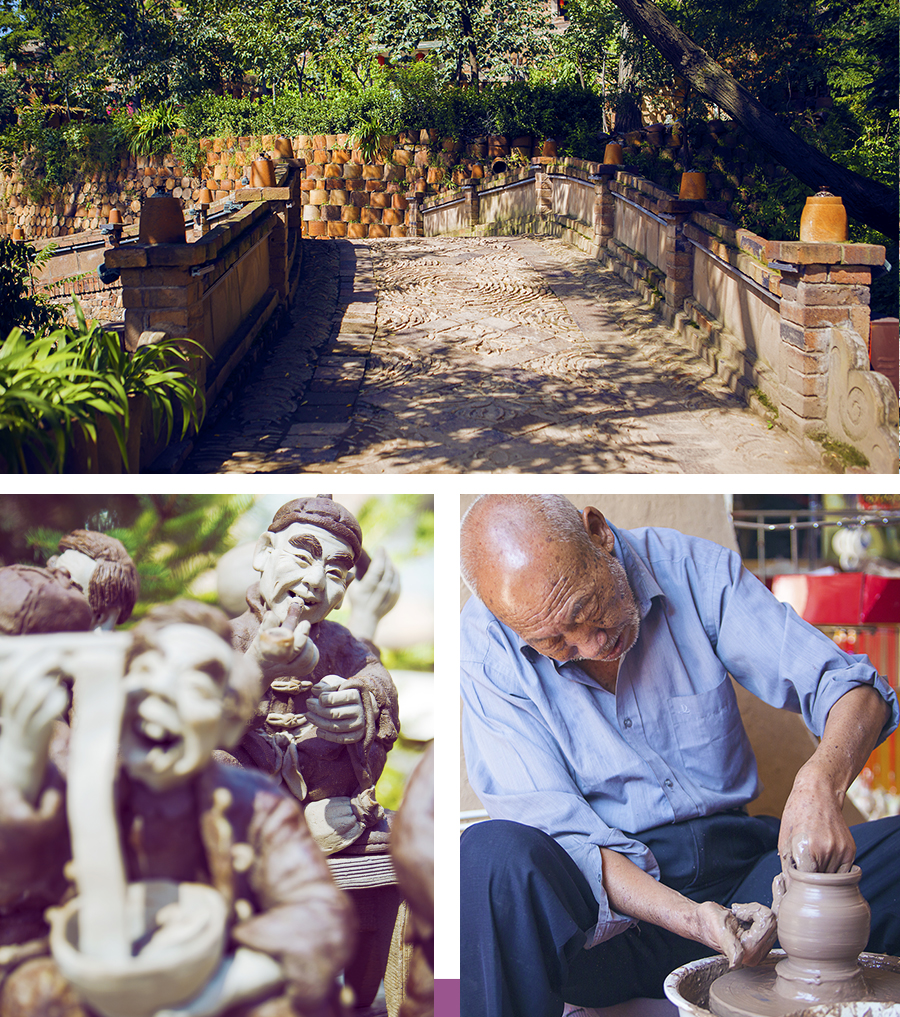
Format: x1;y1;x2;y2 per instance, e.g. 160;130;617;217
668;675;754;792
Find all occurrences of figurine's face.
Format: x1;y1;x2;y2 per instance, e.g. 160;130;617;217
52;549;117;630
255;523;356;625
120;624;233;791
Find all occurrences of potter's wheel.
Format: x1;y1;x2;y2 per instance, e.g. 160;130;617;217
708;954;900;1017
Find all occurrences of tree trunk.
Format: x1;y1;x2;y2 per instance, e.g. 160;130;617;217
608;0;897;238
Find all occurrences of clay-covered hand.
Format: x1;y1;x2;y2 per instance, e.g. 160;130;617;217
0;654;68;804
778;769;856;873
698;900;776;970
348;546;401;641
252;602;320;679
305;675;366;744
303;795;366;855
153;947;284;1017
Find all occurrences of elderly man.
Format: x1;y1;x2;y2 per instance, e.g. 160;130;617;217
0;530;138;635
459;494;900;1017
0;600;353;1017
229;496;400;855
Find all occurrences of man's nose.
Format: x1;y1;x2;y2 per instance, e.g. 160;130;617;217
572;626;611;658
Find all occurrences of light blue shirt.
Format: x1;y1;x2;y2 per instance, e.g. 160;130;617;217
460;524;899;946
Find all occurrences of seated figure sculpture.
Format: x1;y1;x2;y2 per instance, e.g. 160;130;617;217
0;600;354;1017
0;529;138;635
228;497;400;856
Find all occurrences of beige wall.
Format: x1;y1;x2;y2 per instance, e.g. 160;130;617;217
459;493;857;823
553;177;594;226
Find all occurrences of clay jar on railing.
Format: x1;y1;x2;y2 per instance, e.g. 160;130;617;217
251;155;276;187
679;171;707;200
138;186;186;245
603;142;624;166
774;865;870;1004
799;189;848;242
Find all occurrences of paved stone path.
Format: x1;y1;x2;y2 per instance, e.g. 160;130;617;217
181;236;831;474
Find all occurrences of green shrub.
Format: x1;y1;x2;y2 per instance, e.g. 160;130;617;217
0;238;63;340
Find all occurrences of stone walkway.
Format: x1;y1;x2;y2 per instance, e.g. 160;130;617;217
181;236;831;474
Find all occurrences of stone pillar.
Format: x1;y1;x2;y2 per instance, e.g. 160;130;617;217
591;169;616;247
114;247;205;356
767;240;886;435
660;207;695;314
462;184;479;228
406;195;425;237
535;171;552;217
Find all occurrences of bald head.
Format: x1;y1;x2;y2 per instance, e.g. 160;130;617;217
461;495;640;664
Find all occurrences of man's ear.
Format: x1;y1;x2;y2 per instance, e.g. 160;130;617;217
252;532;274;574
583;507;615;555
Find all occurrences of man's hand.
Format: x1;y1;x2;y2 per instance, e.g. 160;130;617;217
303;796;366;855
778;767;856;873
252;603;319;681
696;901;777;969
306;676;366;744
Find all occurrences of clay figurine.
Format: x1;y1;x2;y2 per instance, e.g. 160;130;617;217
228;497;400;856
0;530;138;635
0;600;354;1017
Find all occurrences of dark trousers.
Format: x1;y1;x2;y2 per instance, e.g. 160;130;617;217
459;814;900;1017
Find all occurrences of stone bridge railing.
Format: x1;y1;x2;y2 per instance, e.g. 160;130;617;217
421;160;898;474
97;163;301;469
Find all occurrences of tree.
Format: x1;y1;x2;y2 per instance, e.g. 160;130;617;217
606;0;898;237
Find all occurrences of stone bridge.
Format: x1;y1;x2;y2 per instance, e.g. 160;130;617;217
55;155;896;473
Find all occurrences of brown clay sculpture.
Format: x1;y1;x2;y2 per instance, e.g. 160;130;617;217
227;496;400;857
0;601;354;1017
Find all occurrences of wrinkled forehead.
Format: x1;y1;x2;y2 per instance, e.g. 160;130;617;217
129;623;234;679
270;522;354;561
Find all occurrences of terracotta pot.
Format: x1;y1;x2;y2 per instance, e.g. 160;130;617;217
603;142;624;166
541;138;558;159
252;157;276;188
870;317;899;396
679;171;707;200
800;192;848;242
273;136;294;159
468;141;488;159
775;866;869;1004
138;194;186;245
490;158;508;175
488;136;508;159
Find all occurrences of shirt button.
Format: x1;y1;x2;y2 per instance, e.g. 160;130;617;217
664;779;674;788
623;718;632;728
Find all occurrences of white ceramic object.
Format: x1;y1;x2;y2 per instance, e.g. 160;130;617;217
49;879;227;1017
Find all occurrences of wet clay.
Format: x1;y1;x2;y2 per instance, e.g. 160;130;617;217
709;956;900;1017
709;868;900;1017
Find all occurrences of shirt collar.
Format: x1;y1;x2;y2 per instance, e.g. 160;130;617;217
517;521;665;668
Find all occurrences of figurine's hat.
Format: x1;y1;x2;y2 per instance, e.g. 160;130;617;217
267;495;363;565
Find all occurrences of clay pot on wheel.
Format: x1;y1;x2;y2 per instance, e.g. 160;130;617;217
775;866;870;1004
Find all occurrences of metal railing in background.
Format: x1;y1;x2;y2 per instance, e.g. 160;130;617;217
731;509;900;582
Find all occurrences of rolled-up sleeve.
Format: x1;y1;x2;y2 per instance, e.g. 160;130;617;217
462;646;655;946
709;546;899;741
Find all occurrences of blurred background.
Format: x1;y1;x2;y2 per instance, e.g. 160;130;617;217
0;492;434;811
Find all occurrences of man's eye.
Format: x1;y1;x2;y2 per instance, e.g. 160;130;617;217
327;569;346;580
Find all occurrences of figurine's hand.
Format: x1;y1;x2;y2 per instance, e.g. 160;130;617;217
305;676;365;744
0;654;68;804
253;605;319;679
349;546;401;641
698;900;776;970
303;796;365;855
